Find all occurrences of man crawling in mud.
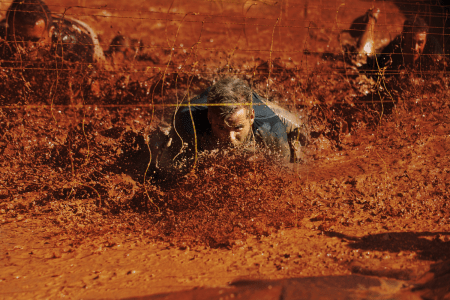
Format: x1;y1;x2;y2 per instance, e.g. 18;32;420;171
373;16;444;72
150;77;305;180
343;12;444;74
0;0;106;65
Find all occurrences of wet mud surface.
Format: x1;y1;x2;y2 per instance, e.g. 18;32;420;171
1;0;450;299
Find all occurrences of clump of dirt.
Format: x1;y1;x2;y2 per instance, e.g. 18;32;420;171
141;151;306;248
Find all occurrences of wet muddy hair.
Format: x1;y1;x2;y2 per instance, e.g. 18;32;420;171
402;16;429;35
207;77;253;120
6;0;53;33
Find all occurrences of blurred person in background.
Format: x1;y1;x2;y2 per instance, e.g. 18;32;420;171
0;0;107;66
342;12;445;74
148;77;306;181
371;16;444;72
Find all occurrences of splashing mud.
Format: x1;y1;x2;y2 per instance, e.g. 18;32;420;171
1;0;450;299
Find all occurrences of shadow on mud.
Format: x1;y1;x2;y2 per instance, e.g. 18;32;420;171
127;260;450;300
326;231;450;261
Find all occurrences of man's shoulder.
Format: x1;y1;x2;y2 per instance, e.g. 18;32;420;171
252;92;279;120
175;88;209;119
174;88;210;138
182;88;209;106
251;93;290;159
251;93;287;137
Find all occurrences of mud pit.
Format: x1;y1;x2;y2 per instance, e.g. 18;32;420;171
1;0;450;299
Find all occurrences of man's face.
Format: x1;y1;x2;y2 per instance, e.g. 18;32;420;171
208;107;255;148
403;31;427;63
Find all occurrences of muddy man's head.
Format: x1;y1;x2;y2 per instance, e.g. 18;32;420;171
401;16;429;64
207;78;255;148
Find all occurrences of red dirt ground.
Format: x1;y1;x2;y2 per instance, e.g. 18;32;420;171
1;0;450;299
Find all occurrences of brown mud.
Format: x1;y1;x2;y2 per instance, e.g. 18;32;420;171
1;0;450;299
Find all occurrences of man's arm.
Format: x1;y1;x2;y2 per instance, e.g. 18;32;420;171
149;90;209;181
